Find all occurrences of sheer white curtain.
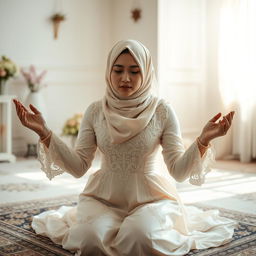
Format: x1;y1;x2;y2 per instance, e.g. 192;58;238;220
218;0;256;162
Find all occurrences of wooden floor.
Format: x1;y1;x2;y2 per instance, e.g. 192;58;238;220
213;159;256;173
0;157;255;213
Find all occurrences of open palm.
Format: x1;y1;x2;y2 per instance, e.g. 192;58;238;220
13;99;49;138
200;112;235;144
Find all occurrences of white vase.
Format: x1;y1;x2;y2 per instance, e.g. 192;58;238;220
0;80;6;95
23;91;48;145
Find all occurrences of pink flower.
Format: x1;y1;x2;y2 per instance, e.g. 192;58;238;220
21;65;47;92
36;70;47;84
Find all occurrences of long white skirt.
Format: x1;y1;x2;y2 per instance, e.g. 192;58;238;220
32;196;236;256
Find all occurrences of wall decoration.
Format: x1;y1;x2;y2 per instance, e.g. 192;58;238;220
131;8;142;22
51;13;66;39
131;0;142;22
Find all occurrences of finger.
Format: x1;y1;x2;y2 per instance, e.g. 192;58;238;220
223;116;230;129
227;111;235;125
23;111;28;126
14;101;26;123
219;118;226;127
231;111;235;120
223;116;233;135
224;116;230;127
220;118;227;134
16;103;23;118
221;112;233;129
209;112;222;122
21;110;26;125
19;102;29;113
13;99;21;112
13;99;20;114
21;111;29;127
15;100;30;114
13;99;19;105
219;117;227;127
29;104;41;114
15;101;25;114
229;112;233;123
13;99;18;106
225;112;232;123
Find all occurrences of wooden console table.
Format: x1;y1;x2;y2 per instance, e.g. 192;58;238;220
0;95;16;162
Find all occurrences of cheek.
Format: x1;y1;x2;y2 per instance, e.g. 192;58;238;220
110;72;118;86
135;76;142;88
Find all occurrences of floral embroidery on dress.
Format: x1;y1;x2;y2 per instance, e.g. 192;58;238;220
37;100;215;188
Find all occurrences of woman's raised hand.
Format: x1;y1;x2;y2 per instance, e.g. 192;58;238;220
13;99;50;140
199;111;235;146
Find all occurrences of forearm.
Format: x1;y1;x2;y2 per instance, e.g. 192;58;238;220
38;132;95;179
164;142;198;182
165;140;213;184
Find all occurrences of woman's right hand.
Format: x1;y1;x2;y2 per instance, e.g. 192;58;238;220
13;99;50;139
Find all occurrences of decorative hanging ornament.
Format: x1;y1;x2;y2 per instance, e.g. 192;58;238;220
51;13;66;39
131;8;141;22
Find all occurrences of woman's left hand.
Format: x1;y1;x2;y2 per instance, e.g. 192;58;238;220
199;111;235;146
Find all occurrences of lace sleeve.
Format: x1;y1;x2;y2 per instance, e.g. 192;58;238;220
37;135;66;180
187;141;215;186
160;102;215;185
37;102;98;180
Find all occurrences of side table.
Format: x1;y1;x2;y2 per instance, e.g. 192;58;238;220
0;95;16;163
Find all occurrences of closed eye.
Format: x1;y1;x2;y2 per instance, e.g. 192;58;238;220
112;70;140;74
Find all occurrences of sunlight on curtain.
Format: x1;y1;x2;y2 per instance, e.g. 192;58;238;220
218;0;256;162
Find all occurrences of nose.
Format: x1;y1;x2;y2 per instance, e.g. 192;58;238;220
121;71;131;82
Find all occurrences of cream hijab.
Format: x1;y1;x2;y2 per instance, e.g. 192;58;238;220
102;39;159;144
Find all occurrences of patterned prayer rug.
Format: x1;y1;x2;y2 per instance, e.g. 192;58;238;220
0;195;255;256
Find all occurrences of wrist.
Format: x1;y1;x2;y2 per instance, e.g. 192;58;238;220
198;135;210;147
39;128;51;140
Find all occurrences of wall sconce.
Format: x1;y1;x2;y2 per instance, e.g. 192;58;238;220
51;13;66;40
131;0;142;22
131;8;142;22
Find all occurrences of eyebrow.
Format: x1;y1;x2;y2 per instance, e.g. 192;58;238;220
113;64;140;68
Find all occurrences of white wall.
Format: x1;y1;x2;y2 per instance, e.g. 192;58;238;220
205;0;233;158
158;0;233;158
0;0;112;154
1;0;232;158
110;0;158;72
0;0;158;155
158;0;206;147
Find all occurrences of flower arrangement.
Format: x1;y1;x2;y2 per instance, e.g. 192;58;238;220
21;65;47;92
0;56;19;94
62;113;83;136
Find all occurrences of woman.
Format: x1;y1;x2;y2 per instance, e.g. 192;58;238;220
13;39;236;256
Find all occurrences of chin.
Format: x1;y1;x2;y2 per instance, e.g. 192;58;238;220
116;91;134;99
118;89;134;97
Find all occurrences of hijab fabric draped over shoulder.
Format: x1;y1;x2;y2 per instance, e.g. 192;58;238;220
102;39;159;144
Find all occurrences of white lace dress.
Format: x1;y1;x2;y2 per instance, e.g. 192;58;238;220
32;100;236;256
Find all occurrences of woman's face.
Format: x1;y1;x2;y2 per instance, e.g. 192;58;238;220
110;52;142;98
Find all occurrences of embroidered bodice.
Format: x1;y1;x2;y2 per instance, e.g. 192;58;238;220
38;100;214;210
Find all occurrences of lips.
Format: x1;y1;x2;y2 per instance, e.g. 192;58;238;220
119;85;132;88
